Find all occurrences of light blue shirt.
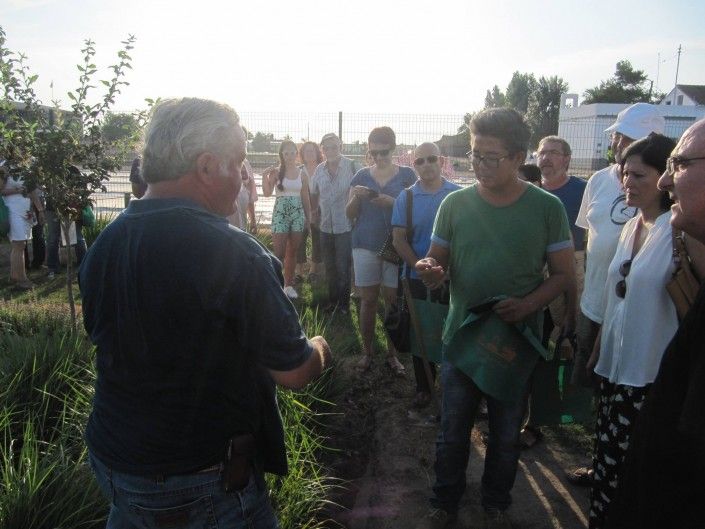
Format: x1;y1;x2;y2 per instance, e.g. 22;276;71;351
391;178;461;278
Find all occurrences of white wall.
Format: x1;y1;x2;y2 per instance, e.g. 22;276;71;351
557;97;705;176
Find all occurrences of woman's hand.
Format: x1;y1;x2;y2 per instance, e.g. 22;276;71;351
351;185;372;198
416;257;446;289
370;193;395;208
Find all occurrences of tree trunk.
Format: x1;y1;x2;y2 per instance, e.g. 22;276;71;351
60;215;77;331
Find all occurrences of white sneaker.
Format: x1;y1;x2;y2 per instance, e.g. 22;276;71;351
284;286;299;299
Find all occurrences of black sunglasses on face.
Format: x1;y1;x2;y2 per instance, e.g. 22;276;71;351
369;149;392;158
615;259;632;299
414;155;439;166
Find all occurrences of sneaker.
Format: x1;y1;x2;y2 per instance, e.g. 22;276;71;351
485;508;511;529
47;271;56;279
414;508;456;529
283;286;299;299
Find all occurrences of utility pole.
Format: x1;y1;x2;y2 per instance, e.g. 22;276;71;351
673;44;682;105
656;52;661;91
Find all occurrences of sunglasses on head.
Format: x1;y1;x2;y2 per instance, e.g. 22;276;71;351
369;148;392;158
413;155;439;166
615;259;632;299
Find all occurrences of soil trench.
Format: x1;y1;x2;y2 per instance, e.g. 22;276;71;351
325;355;591;529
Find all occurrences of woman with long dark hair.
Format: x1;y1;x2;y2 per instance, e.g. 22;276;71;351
262;140;311;299
586;133;679;529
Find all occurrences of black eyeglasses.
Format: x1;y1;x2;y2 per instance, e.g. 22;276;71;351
413;155;439;166
615;259;632;299
467;151;511;169
665;155;705;176
369;148;392;158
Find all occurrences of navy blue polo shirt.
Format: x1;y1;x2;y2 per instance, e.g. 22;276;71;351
79;198;312;476
546;176;587;251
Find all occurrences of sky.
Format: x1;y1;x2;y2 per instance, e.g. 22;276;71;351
2;0;705;116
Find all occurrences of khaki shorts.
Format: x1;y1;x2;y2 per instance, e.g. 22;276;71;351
352;248;399;288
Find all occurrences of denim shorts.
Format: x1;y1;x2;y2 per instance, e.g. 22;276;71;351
271;196;304;234
89;452;279;529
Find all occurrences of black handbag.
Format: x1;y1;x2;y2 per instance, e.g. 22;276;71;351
377;232;401;264
383;189;413;352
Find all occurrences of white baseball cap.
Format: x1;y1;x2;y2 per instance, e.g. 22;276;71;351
605;103;665;140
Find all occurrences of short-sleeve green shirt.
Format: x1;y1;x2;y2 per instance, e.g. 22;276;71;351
432;184;572;343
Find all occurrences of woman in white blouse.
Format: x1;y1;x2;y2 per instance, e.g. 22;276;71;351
586;133;679;529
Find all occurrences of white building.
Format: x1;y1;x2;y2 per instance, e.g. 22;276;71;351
557;94;705;177
660;85;705;107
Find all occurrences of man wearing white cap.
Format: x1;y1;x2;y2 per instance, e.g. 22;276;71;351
567;103;665;486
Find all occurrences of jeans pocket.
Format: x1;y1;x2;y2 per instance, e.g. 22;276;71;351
129;495;217;529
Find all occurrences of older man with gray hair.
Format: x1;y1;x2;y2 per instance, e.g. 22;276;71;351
79;98;331;528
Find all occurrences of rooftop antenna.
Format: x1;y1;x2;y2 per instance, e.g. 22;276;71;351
673;44;682;105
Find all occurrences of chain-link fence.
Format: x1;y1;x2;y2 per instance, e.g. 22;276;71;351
94;112;473;224
93;107;705;224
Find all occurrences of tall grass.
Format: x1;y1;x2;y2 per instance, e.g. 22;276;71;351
0;297;339;529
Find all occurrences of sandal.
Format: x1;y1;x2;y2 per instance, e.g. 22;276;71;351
355;355;372;373
566;467;594;487
386;356;406;377
519;425;544;450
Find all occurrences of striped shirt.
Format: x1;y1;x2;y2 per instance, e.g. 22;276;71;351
310;157;360;234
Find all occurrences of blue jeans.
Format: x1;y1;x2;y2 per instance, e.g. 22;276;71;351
431;361;529;514
319;230;351;306
46;211;87;273
89;452;279;529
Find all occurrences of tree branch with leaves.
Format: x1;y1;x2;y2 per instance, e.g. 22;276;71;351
0;26;138;328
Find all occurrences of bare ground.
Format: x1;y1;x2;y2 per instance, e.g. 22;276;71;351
323;353;591;529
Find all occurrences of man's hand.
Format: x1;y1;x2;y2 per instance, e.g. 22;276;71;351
311;208;320;226
493;297;537;324
310;336;332;373
416;257;446;289
269;335;332;390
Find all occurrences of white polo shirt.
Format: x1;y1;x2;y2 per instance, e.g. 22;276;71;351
576;165;637;322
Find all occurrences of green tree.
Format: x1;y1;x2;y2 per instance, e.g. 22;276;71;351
505;72;537;114
583;60;663;104
251;131;274;152
101;111;141;145
526;75;569;146
0;26;137;326
484;85;506;109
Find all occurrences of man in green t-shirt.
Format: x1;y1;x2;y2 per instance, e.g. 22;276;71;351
414;108;574;529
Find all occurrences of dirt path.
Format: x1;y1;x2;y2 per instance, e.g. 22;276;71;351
325;354;591;529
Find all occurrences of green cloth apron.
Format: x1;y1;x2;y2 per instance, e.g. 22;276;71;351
444;308;547;404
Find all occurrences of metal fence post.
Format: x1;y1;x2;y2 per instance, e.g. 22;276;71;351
338;111;343;142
